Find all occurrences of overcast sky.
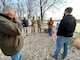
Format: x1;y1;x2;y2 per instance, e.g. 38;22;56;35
12;0;80;20
46;0;80;19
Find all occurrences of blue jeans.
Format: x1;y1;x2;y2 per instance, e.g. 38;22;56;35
11;51;22;60
48;28;52;36
53;36;71;58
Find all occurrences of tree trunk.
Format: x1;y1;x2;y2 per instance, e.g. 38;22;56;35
40;0;43;22
41;6;43;22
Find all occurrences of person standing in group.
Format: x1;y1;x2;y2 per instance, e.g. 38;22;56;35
47;18;54;36
53;23;59;40
50;7;76;60
55;23;59;32
22;17;29;37
37;17;42;33
0;6;23;60
31;17;36;34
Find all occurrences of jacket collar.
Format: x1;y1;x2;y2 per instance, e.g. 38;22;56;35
0;13;12;20
66;14;72;16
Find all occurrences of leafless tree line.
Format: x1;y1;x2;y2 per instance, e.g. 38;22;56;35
0;0;67;21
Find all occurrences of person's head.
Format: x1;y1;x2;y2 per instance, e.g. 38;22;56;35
50;18;52;21
33;17;35;19
24;17;26;20
64;7;73;16
2;6;16;18
38;16;40;19
57;23;59;26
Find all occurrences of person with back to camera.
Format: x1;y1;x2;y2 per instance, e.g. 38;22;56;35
50;7;76;60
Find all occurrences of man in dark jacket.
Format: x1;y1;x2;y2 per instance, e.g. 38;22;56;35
0;6;23;60
22;17;29;37
51;7;76;59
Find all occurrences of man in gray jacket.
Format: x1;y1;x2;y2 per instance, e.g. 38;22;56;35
0;6;23;60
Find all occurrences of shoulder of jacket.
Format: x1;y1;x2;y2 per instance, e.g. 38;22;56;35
0;16;9;21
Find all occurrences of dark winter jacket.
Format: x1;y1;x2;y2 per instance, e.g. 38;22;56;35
57;14;76;37
0;13;23;56
22;20;28;27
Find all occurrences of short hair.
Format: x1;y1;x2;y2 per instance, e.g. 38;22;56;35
50;18;52;20
65;7;73;13
33;17;35;18
24;17;26;20
2;6;16;16
38;16;40;18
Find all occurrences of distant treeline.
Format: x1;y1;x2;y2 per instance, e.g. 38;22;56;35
54;20;80;23
43;20;80;23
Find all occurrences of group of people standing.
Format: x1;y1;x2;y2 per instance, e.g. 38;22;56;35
31;16;42;33
31;17;42;33
22;16;42;38
0;5;76;60
22;16;54;38
21;7;76;60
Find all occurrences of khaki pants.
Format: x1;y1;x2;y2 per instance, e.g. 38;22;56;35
38;26;41;33
31;26;35;33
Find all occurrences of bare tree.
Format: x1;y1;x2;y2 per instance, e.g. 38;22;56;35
17;0;26;19
0;0;6;7
26;0;33;19
39;0;67;21
0;0;67;21
26;0;39;19
0;0;12;12
0;0;3;11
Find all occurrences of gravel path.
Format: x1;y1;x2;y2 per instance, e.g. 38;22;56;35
0;33;80;60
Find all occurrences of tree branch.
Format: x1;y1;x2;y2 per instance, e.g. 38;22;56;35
42;0;48;7
43;0;56;15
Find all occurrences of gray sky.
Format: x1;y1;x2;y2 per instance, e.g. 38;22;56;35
46;0;80;19
11;0;80;19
